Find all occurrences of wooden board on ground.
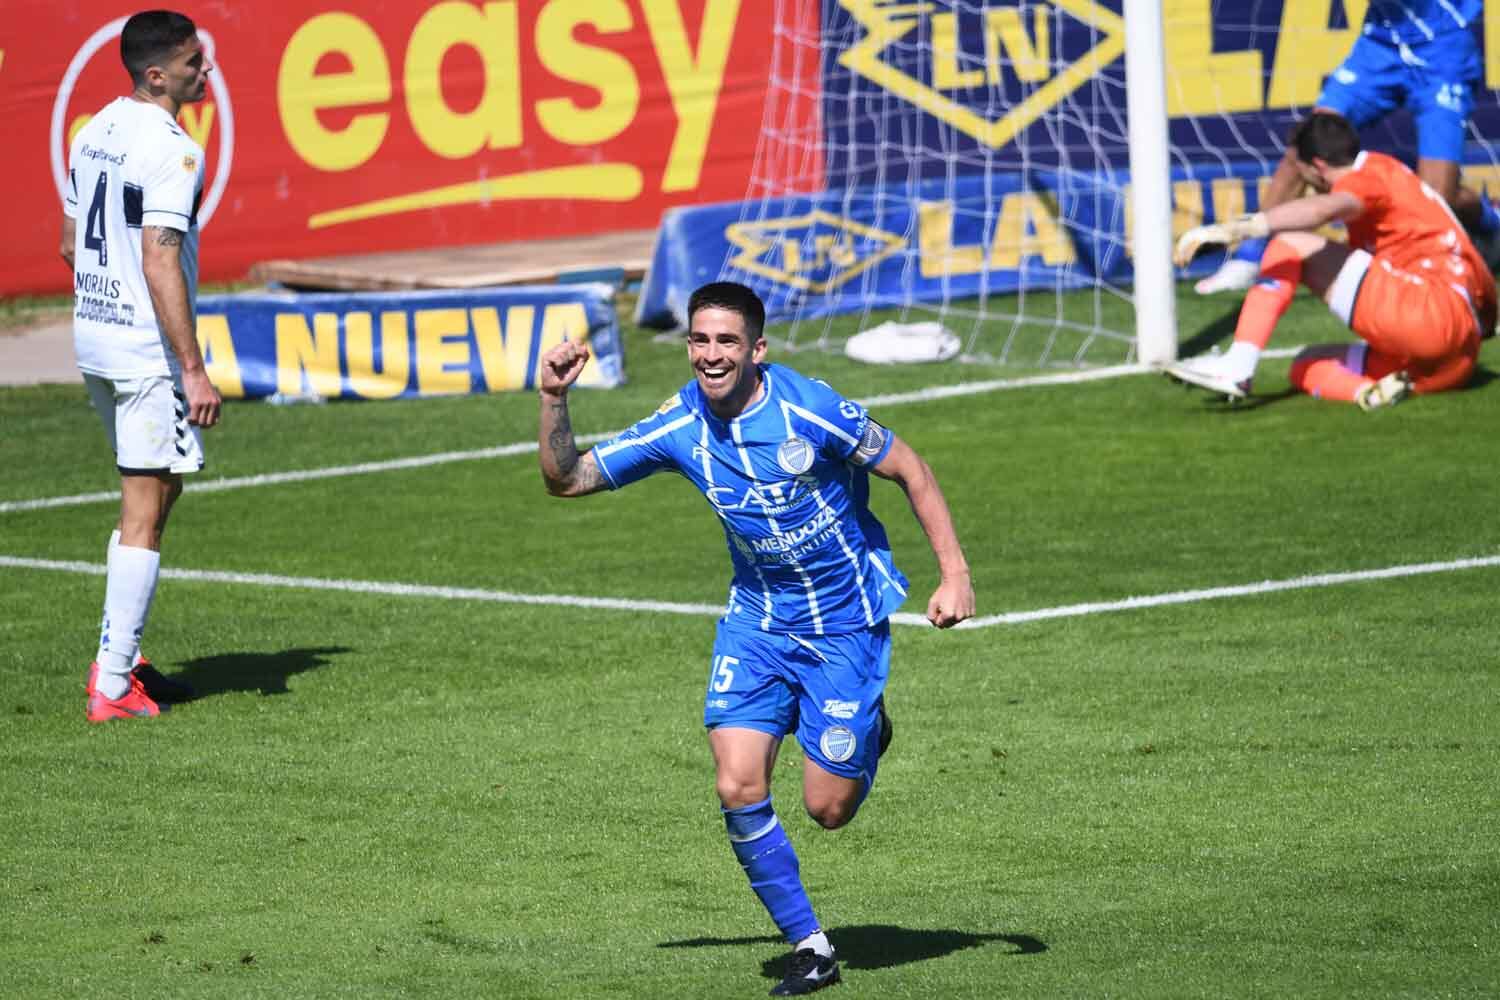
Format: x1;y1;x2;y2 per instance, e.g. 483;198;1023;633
249;228;658;291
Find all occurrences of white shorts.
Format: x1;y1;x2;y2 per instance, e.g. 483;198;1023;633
84;373;205;476
1326;247;1373;328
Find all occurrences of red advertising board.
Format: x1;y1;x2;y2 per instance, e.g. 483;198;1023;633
2;1;777;295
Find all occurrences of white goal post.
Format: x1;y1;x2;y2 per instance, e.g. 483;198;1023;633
1123;0;1177;365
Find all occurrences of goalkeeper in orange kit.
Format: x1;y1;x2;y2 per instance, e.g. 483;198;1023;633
1168;113;1496;409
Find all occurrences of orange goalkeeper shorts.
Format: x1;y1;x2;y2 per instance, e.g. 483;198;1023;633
1347;254;1480;393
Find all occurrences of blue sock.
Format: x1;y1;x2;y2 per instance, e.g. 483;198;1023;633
1477;193;1500;237
1232;236;1268;265
723;797;819;943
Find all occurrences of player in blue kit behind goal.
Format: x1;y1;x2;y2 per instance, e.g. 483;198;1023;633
1195;0;1500;294
536;281;974;995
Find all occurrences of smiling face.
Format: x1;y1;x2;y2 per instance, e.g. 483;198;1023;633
687;305;767;419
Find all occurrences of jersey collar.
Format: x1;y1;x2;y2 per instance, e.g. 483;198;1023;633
690;364;775;425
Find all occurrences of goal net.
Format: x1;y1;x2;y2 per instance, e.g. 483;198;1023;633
721;0;1500;368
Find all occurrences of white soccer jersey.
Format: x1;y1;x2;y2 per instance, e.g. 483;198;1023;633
64;97;204;378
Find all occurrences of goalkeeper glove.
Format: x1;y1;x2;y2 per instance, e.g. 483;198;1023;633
1173;213;1270;268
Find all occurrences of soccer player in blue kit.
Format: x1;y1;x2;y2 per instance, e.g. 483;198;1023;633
537;281;974;995
1196;0;1500;294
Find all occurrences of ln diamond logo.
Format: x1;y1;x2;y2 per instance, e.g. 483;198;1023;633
725;211;906;293
836;0;1126;151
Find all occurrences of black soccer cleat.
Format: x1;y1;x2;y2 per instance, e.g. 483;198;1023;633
769;948;840;996
876;698;892;758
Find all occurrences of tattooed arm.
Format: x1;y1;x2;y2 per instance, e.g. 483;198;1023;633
142;224;220;428
537;341;607;497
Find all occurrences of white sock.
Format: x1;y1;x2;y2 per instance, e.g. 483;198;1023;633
1225;340;1262;379
96;544;160;699
795;930;833;958
97;530;122;644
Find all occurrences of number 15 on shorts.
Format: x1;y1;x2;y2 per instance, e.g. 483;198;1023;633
711;655;739;693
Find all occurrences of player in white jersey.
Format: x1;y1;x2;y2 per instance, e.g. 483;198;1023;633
537;282;974;995
59;10;221;723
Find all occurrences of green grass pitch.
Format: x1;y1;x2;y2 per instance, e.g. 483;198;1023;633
1;289;1498;998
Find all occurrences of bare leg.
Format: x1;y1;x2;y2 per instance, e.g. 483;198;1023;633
800;758;864;830
710;726;828;950
710;725;779;809
118;472;183;551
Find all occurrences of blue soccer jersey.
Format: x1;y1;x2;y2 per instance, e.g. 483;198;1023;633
1363;0;1479;45
591;363;909;635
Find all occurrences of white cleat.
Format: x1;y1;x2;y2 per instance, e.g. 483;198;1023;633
1193;258;1260;295
1164;351;1253;400
1355;370;1413;411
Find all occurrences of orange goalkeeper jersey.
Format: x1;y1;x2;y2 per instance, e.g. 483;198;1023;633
1333;151;1497;337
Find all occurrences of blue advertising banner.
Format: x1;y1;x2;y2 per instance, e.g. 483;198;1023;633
196;285;624;401
639;170;1092;327
637;152;1500;330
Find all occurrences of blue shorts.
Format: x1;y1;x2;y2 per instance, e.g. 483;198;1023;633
1317;28;1481;163
704;621;891;783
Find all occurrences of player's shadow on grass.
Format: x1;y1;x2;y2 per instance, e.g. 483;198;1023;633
167;646;350;698
1175;304;1241;359
658;924;1045;972
1206;363;1498;412
1464;364;1496;391
1205;387;1300;412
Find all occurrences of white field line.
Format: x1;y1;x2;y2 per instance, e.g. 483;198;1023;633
0;555;726;617
3;548;1493;632
0;350;1302;515
951;553;1500;628
0;434;612;514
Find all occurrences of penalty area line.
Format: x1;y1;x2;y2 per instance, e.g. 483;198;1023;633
0;350;1302;516
3;548;1495;631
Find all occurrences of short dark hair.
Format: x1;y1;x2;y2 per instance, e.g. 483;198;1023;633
688;281;766;341
121;11;198;86
1289;112;1361;167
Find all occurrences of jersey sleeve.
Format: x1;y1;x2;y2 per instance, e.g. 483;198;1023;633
801;377;894;469
139;137;203;231
590;394;692;489
63;166;79;219
1333;159;1392;220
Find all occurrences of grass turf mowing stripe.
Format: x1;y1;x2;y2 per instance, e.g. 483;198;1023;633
0;351;1305;516
5;548;1495;630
